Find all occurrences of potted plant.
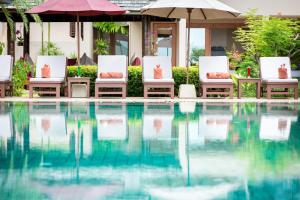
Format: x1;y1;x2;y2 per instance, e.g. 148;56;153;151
16;30;24;46
67;52;77;66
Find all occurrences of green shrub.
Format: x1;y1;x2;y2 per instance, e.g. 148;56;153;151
67;65;200;97
12;59;31;96
128;66;143;97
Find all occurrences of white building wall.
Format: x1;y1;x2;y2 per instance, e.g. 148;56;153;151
128;22;142;65
29;22;93;62
0;22;93;62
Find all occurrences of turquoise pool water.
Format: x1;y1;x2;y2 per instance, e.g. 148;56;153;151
0;102;300;200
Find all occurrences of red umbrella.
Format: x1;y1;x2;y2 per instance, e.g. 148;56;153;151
27;0;125;66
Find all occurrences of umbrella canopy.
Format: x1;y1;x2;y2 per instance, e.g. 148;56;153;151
141;0;240;19
27;0;125;66
27;0;125;16
141;0;240;85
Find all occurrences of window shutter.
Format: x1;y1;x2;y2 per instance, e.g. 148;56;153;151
70;22;75;38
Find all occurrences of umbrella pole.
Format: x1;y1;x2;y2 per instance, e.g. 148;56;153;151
77;14;81;67
186;8;192;84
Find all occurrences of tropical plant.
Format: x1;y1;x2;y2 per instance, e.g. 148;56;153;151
190;47;205;65
94;39;109;55
0;0;42;36
12;58;31;96
93;22;128;35
234;11;300;62
69;52;77;59
0;42;5;55
40;41;63;55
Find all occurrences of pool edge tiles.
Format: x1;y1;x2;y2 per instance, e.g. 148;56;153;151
0;97;300;103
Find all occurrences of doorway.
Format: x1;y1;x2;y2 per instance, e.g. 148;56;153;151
152;23;177;66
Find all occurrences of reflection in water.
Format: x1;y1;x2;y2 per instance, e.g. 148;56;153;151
0;102;300;200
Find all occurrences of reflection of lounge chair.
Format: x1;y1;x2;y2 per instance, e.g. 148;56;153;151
199;56;233;98
29;104;68;145
95;55;127;99
0;55;13;98
260;57;298;99
199;103;233;142
143;56;174;99
29;56;66;98
96;104;128;140
0;112;13;140
259;113;297;141
143;103;174;140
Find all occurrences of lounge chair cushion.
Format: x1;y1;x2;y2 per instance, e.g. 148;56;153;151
262;78;298;83
30;78;64;83
207;72;230;79
98;55;127;78
96;78;126;83
143;56;172;79
100;72;123;79
36;56;66;78
144;78;174;83
0;77;10;82
0;55;13;81
201;79;233;83
199;56;230;81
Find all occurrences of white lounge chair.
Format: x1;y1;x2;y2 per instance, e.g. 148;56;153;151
95;104;128;141
143;56;174;99
29;56;66;98
0;55;13;98
260;57;298;99
199;56;233;98
143;103;174;140
95;55;127;98
0;112;13;140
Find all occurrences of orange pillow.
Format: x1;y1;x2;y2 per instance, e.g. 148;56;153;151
207;72;230;79
100;72;123;79
41;64;50;78
278;64;287;79
154;64;163;79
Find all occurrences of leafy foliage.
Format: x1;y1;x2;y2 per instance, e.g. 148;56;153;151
0;0;42;36
40;42;63;56
12;59;31;96
190;48;205;65
234;11;300;61
94;39;109;55
93;22;128;35
0;42;5;55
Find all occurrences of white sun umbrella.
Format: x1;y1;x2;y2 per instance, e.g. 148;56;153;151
141;0;240;98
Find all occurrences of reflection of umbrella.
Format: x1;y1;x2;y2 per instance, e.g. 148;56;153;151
179;102;196;186
27;0;125;68
141;0;240;85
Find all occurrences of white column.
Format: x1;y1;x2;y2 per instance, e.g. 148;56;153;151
177;19;186;67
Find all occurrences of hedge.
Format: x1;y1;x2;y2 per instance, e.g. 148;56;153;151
67;65;199;97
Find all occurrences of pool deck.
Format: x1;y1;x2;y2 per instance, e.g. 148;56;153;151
0;97;299;103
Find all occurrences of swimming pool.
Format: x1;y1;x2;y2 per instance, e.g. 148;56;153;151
0;102;300;200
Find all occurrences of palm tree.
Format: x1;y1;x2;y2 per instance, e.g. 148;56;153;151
1;0;41;36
